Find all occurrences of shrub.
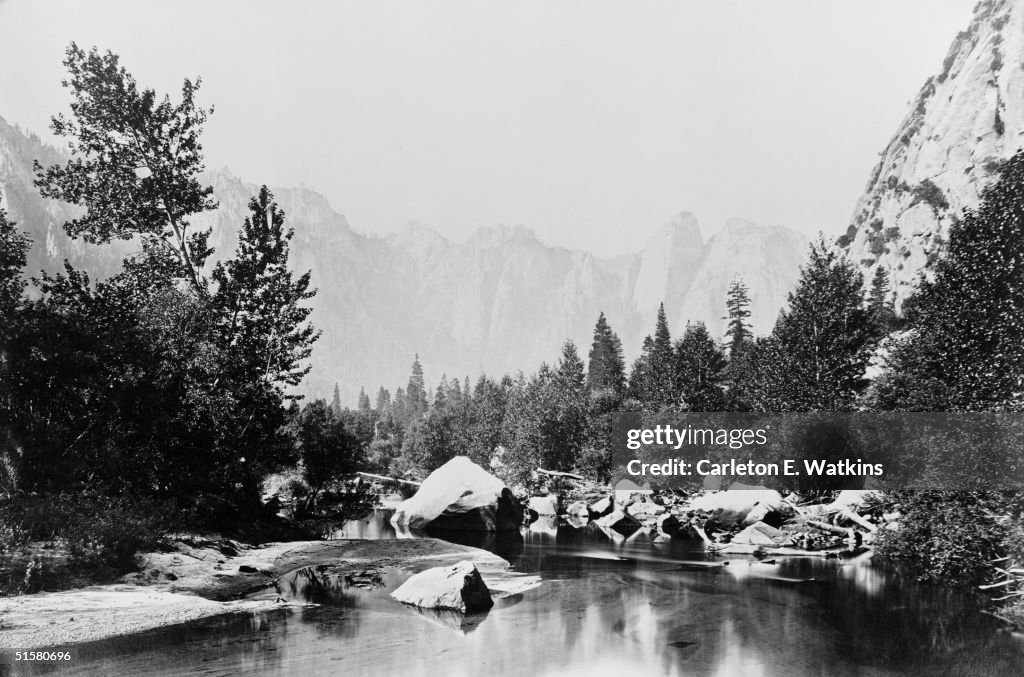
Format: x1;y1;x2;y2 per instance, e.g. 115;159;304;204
873;491;1024;589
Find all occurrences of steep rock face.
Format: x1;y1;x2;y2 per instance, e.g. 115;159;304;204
843;0;1024;302
0;116;128;280
0;117;805;403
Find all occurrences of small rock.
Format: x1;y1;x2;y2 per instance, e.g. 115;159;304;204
731;521;792;547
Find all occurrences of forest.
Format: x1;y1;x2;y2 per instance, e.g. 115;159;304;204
1;44;1024;613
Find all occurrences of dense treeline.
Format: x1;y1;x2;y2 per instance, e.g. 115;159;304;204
0;44;332;574
338;238;897;486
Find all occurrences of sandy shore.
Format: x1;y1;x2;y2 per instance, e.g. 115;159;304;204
0;537;532;650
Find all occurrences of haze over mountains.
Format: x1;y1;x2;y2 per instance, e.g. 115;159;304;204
0;116;806;403
3;0;1019;403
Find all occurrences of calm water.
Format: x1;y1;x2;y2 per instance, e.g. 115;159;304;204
11;511;1024;676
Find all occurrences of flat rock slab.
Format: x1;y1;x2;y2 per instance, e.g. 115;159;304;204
3;537;537;650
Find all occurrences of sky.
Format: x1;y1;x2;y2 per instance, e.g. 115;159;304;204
0;0;977;256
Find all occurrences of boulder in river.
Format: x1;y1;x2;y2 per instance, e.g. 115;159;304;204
595;508;641;537
528;495;559;517
589;496;614;519
391;456;524;531
391;560;494;613
687;484;789;527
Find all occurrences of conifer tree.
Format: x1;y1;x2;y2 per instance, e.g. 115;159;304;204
867;266;898;335
674;322;727;411
873;150;1024;411
357;387;371;411
586;312;626;398
375;386;391;413
724;278;753;356
331;383;342;415
744;240;872;411
212;186;319;393
405;354;428;420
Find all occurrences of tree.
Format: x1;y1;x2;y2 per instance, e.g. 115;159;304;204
357;387;371;412
627;305;676;407
331;383;342;416
874;151;1024;411
0;198;30;489
211;186;318;394
586;312;626;398
404;355;428;422
724;278;752;356
742;240;873;411
867;266;898;336
294;399;361;513
375;386;391;414
34;44;216;294
674;322;727;411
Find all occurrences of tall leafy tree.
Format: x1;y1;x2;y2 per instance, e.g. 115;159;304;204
34;44;216;293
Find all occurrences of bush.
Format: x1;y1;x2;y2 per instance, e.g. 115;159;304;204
873;491;1024;589
0;493;172;581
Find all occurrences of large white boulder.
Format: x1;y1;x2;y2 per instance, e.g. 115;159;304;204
687;483;789;527
391;561;494;613
391;456;523;531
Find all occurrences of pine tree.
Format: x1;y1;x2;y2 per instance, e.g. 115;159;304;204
867;266;898;335
357;387;371;411
331;383;342;415
643;303;677;406
627;335;655;403
212;186;319;394
674;322;727;411
873;151;1024;411
724;278;753;356
405;354;428;420
744;240;873;411
375;386;391;413
586;312;626;398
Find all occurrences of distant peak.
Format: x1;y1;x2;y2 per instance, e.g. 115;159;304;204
471;223;539;246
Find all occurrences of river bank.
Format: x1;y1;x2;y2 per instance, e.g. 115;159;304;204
0;536;529;650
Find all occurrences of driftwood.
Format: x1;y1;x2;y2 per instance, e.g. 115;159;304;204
838;509;878;533
536;468;586;481
355;472;421;487
806;519;852;537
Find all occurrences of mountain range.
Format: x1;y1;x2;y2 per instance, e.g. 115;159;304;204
4;0;1019;403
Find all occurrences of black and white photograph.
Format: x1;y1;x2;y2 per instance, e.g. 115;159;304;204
2;1;1024;675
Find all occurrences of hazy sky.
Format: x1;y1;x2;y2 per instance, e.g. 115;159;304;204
0;0;976;256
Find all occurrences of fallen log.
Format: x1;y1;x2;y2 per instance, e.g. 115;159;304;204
806;519;852;537
535;468;586;481
356;472;421;486
838;509;878;533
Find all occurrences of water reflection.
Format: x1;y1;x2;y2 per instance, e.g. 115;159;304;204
19;511;1024;677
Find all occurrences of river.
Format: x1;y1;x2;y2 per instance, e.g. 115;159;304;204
14;511;1024;676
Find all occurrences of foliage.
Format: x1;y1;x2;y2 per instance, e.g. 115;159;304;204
673;322;726;411
876;151;1024;411
734;240;874;411
34;44;216;294
723;277;752;357
873;491;1024;589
